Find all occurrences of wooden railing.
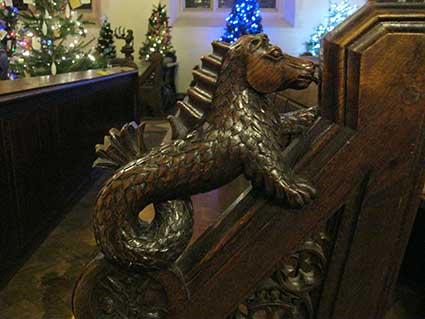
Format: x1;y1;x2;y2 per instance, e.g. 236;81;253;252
0;68;139;286
73;2;425;319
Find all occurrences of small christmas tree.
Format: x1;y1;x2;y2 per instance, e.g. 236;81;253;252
305;0;359;56
0;0;19;56
139;3;174;62
96;17;116;61
220;0;263;43
12;0;96;77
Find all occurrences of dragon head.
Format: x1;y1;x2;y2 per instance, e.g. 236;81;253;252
231;34;317;94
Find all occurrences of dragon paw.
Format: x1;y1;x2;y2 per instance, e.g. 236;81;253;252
295;106;320;129
280;106;320;135
304;105;321;122
276;176;316;208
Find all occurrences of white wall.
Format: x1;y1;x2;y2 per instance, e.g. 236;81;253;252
90;0;366;92
86;0;159;63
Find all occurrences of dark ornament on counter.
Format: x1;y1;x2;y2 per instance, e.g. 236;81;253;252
115;27;135;60
73;33;319;318
0;48;9;80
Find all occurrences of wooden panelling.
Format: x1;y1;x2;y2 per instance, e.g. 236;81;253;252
161;3;425;319
0;68;139;282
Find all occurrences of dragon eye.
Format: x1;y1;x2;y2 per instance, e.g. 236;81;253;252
251;39;260;46
270;49;283;58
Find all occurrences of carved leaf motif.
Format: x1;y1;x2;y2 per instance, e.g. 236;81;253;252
230;230;330;319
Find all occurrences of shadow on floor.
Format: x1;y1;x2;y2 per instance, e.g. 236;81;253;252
0;121;169;319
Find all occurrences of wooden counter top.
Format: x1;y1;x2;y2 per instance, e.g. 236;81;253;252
0;65;139;283
0;67;137;99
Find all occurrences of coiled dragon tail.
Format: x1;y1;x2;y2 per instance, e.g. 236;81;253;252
93;41;231;271
93;122;195;270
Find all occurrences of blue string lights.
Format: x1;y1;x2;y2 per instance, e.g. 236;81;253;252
220;0;263;43
305;0;359;56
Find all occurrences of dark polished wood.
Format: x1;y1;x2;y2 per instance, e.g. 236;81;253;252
152;127;251;244
167;3;425;319
169;3;425;319
272;56;319;115
0;67;134;96
0;67;139;285
73;32;320;318
72;1;425;319
139;53;178;117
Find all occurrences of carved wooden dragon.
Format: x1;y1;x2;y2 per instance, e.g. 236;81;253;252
93;34;319;272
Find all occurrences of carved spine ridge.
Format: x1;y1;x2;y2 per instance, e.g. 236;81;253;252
175;100;205;130
201;55;222;73
211;40;231;58
94;122;147;170
187;87;213;107
192;68;217;88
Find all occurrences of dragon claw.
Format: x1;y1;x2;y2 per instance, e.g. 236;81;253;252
276;176;316;208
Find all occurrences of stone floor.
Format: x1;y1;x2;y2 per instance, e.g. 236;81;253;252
0;173;103;319
0;120;424;319
0;120;169;319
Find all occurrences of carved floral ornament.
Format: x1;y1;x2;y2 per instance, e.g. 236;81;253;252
231;231;329;319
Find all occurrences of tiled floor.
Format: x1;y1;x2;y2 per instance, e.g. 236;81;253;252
0;120;424;319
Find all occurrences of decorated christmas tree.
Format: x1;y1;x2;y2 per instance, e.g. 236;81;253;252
96;17;116;61
0;0;19;56
139;3;174;62
305;0;359;56
12;0;96;77
220;0;263;43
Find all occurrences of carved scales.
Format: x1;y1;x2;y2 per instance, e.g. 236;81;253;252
73;34;320;318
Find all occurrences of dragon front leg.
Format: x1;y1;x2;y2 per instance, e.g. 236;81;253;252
243;136;316;208
280;106;320;135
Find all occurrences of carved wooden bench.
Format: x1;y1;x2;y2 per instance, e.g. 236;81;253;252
72;1;425;318
0;68;139;286
137;53;178;117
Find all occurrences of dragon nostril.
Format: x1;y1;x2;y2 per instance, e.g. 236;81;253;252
305;63;315;71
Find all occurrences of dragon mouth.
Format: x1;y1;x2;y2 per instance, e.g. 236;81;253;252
298;73;319;84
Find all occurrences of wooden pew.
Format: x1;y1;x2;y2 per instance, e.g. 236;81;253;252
175;3;425;318
73;2;425;318
0;67;139;285
137;53;178;117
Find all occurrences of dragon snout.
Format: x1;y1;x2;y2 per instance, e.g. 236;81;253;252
284;54;314;70
300;60;315;73
279;54;319;90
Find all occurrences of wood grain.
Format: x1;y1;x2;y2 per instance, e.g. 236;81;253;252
164;3;425;319
0;68;139;284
